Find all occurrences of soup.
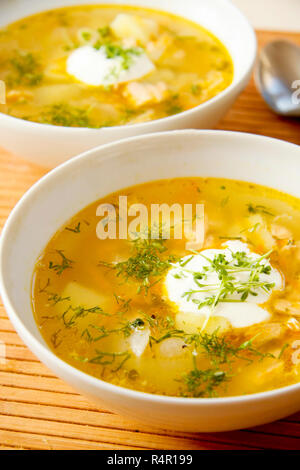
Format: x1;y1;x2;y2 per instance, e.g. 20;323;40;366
0;5;233;128
32;178;300;398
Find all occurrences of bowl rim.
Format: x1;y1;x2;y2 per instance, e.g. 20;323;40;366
1;129;300;407
0;0;257;133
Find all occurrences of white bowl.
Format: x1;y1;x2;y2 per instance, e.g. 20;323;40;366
0;0;256;168
1;130;300;432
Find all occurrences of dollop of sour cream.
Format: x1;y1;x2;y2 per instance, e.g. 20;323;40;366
165;241;283;328
66;45;155;86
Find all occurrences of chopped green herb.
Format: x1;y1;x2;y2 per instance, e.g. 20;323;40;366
164;94;183;116
241;222;261;234
8;51;43;87
51;329;63;349
99;233;177;294
180;331;274;397
47;293;71;305
81;31;91;41
191;84;201;95
181;367;228;397
97;26;111;38
38;278;51;293
122;107;138;123
220;195;229;207
62;304;110;328
166;103;183;115
278;343;289;359
94;42;142;71
41;103;93;128
65;222;81;233
89;350;130;371
247;203;274;217
48;250;74;275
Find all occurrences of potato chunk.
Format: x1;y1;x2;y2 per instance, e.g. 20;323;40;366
34;84;82;105
111;14;159;44
61;282;110;310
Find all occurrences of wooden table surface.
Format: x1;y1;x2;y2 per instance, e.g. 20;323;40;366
0;30;300;451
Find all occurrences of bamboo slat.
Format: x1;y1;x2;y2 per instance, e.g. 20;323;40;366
0;30;300;450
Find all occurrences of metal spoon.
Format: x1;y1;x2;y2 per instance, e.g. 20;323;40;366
255;40;300;116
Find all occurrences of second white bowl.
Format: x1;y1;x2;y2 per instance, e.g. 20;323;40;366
0;0;256;167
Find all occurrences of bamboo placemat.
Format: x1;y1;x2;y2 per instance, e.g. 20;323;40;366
0;30;300;450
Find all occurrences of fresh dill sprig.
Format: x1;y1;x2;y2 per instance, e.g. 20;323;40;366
48;250;74;275
179;331;274;397
65;222;81;233
150;328;184;344
62;304;110;328
89;350;131;372
185;331;273;365
81;317;145;343
50;329;63;349
247;203;274;217
99;233;177;294
146;312;184;344
38;279;71;305
181;366;228;398
72;350;130;372
47;293;71;306
113;294;132;315
38;278;51;293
